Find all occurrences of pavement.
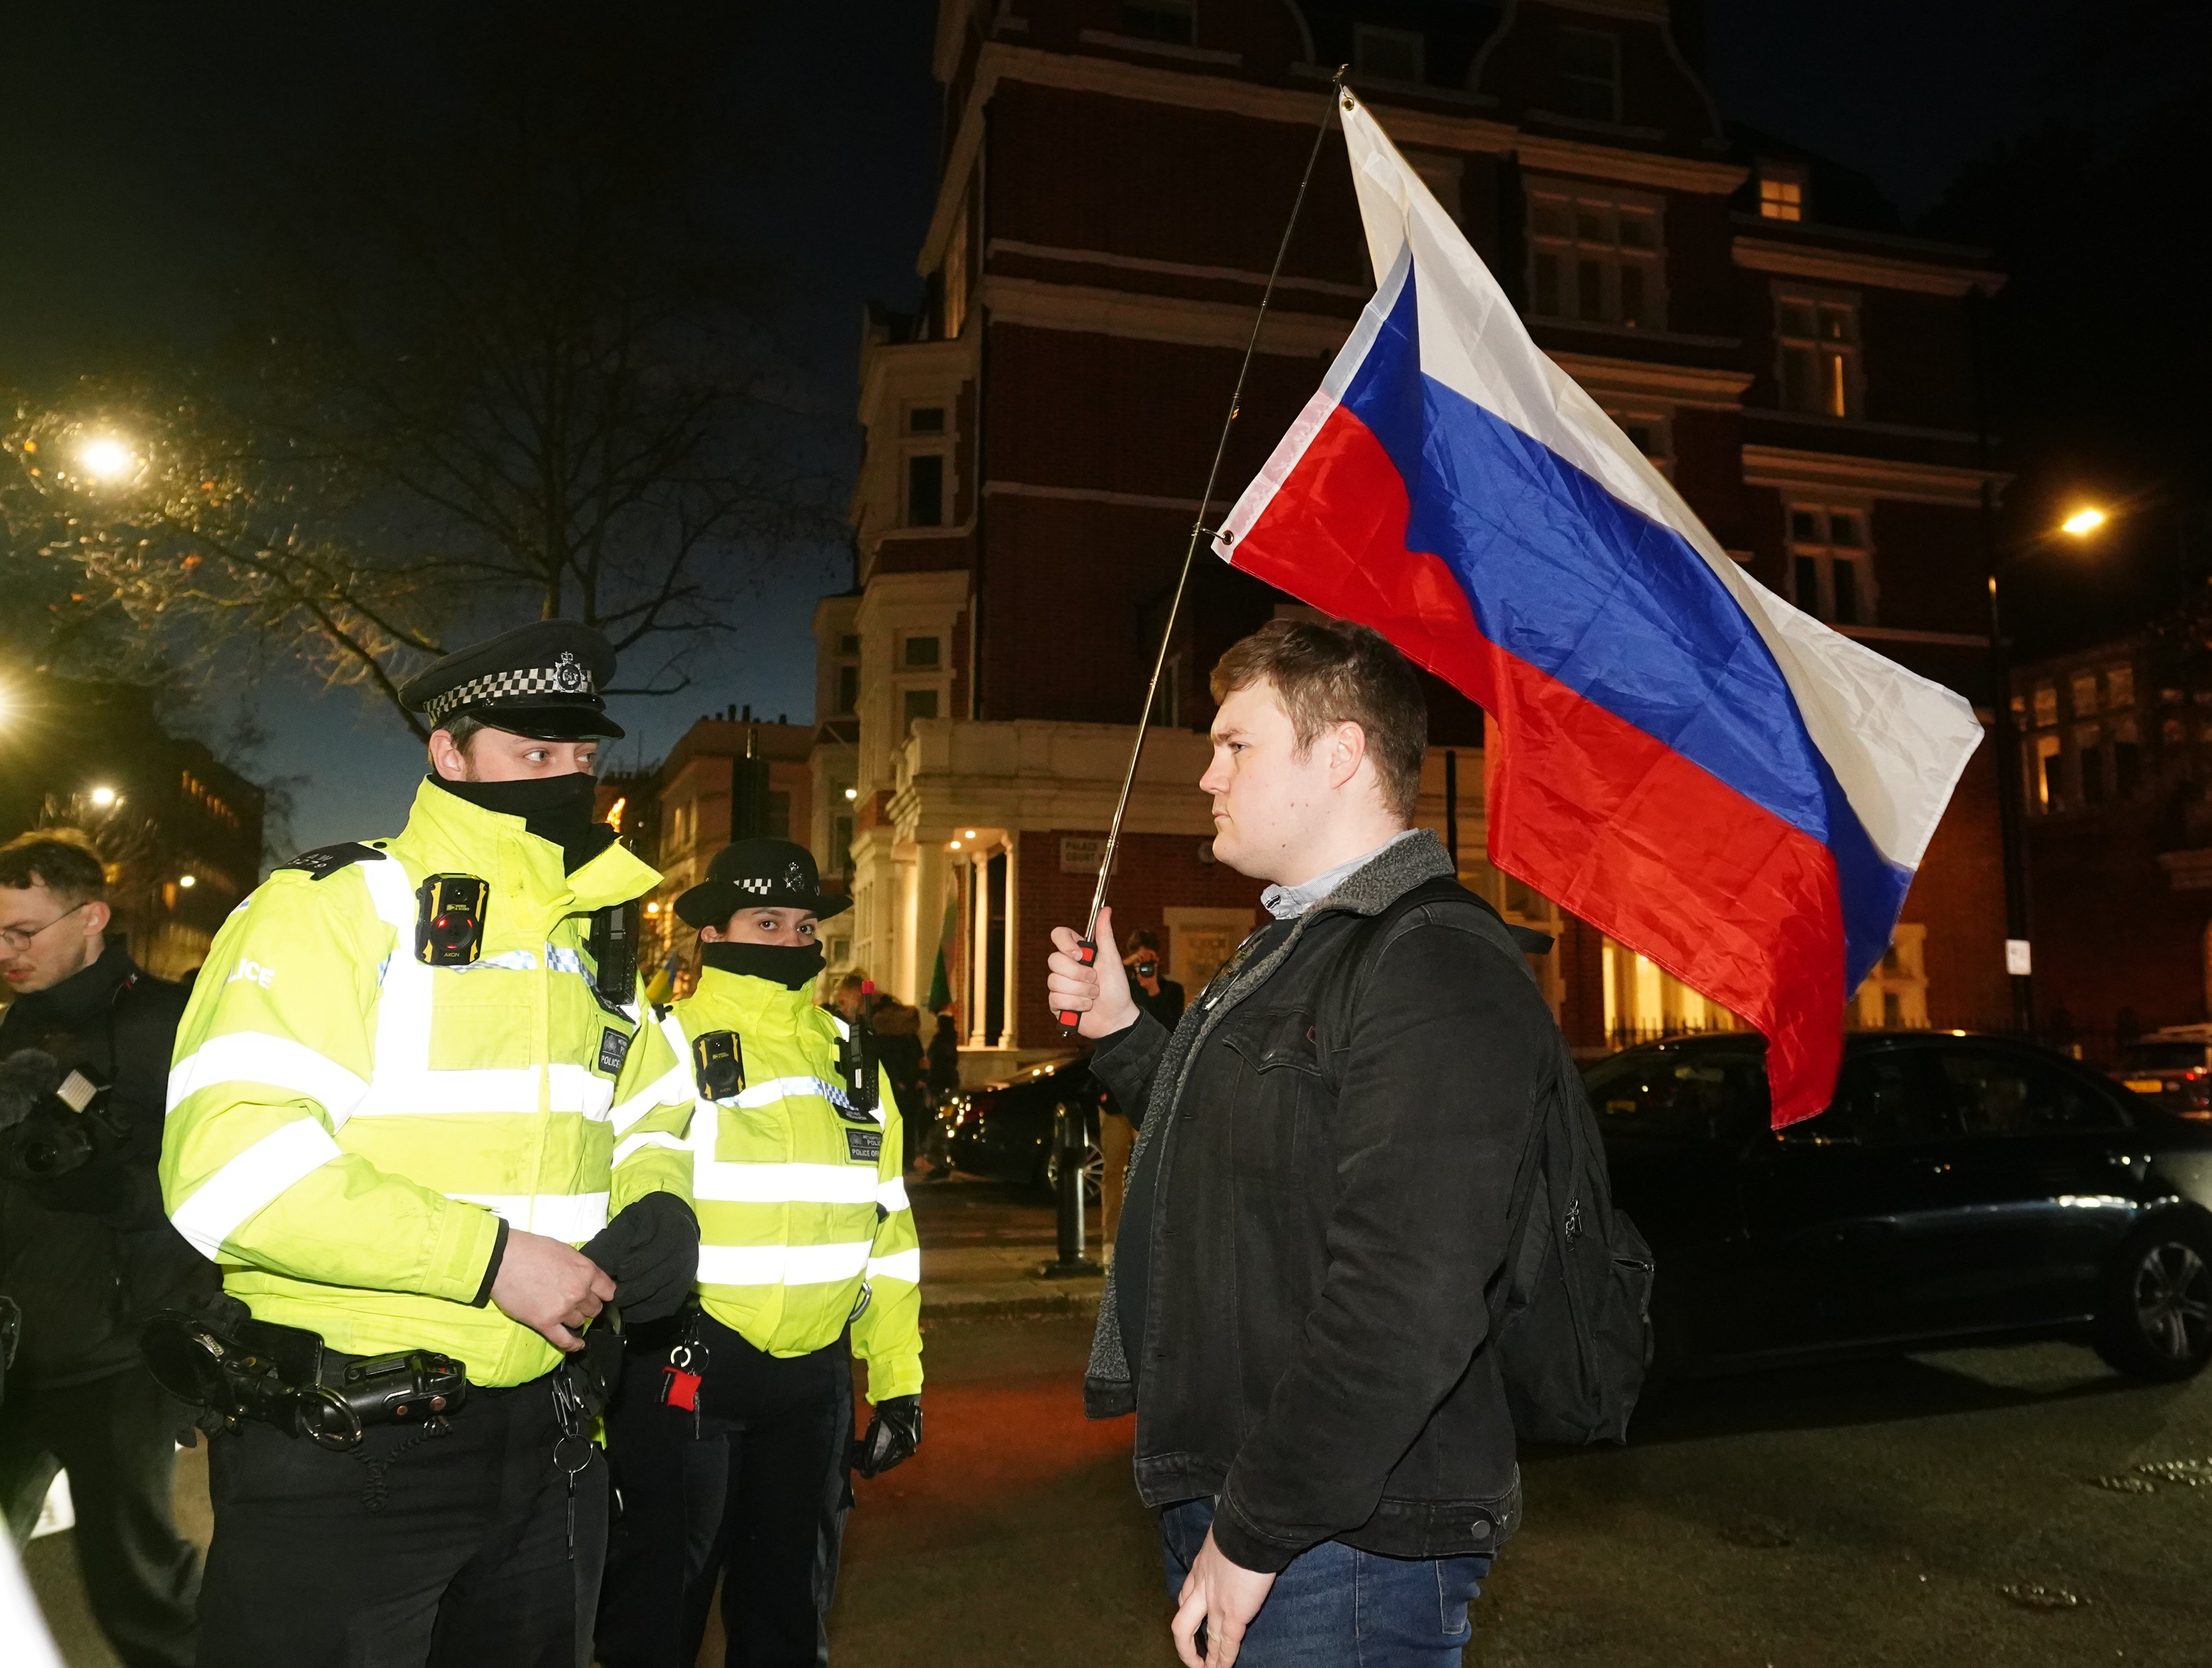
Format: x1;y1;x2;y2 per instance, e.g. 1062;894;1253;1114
26;1180;2212;1665
909;1171;1107;1317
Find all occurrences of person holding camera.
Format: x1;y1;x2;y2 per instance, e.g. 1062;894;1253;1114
159;621;701;1667
0;830;206;1668
596;838;921;1668
1098;933;1184;1257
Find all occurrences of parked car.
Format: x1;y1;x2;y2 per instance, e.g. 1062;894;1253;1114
2110;1023;2212;1119
1586;1031;2212;1382
939;1055;1105;1200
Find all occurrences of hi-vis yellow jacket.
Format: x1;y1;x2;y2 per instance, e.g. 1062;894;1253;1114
645;966;922;1402
161;780;695;1387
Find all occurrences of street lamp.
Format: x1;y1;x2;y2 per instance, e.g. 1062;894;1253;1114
88;785;117;807
2060;507;2107;538
76;436;137;482
178;874;196;889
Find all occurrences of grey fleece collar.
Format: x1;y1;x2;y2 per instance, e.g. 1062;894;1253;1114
1261;828;1427;920
1086;828;1458;1405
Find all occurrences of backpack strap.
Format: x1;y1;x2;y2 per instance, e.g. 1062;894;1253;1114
1313;878;1535;1081
1311;876;1570;1336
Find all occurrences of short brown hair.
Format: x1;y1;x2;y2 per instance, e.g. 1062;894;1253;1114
1210;619;1427;821
0;829;109;907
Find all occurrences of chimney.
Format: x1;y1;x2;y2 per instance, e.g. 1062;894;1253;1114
742;703;752;722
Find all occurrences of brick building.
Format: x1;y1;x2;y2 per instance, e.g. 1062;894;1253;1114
828;0;2011;1078
2011;634;2212;1046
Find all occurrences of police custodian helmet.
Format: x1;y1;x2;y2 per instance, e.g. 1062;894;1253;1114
676;838;853;928
396;619;626;741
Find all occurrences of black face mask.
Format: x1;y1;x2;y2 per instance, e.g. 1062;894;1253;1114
429;772;614;872
700;941;826;990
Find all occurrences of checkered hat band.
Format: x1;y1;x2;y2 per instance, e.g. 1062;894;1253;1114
426;663;597;724
731;877;806;896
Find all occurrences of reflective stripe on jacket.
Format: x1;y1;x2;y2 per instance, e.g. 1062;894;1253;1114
667;966;921;1402
161;779;695;1386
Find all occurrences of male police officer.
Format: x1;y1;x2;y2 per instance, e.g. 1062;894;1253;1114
598;838;921;1668
160;621;699;1667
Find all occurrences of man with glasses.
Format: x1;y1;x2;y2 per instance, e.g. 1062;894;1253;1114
0;831;205;1668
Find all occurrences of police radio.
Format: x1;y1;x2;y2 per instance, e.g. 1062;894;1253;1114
837;981;880;1117
414;875;487;966
692;1031;745;1101
588;899;640;1012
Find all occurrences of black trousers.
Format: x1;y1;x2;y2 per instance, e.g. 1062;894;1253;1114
0;1365;200;1668
196;1367;607;1668
597;1315;852;1668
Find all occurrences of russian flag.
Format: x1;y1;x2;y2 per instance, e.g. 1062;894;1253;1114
1216;94;1984;1126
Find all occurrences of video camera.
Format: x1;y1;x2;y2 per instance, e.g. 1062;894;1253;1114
0;1049;126;1185
140;1309;467;1452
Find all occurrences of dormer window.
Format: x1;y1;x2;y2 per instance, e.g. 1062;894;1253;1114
1355;25;1424;83
1557;28;1621;123
1758;166;1806;222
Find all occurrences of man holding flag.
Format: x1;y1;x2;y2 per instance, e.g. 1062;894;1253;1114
1050;85;1981;1666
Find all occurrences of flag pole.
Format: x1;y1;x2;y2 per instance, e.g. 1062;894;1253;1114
1057;70;1348;1030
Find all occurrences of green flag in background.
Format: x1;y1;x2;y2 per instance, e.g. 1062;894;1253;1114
926;891;958;1012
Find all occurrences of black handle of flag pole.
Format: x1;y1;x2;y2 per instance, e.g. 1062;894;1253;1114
1057;69;1350;1037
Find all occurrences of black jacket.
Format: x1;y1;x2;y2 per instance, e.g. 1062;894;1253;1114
1085;832;1548;1572
0;941;214;1389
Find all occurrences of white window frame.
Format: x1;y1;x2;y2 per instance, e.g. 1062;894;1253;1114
1785;500;1876;627
1525;176;1666;331
897;629;945;674
895;680;946;738
1774;284;1862;418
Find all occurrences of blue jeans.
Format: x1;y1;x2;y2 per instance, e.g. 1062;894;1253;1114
1161;1498;1491;1666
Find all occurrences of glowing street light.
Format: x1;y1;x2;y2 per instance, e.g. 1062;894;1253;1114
88;785;117;807
2061;507;2107;537
178;874;197;889
76;436;137;482
843;787;858;801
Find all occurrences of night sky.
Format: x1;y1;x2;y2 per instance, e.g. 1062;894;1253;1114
0;1;2148;852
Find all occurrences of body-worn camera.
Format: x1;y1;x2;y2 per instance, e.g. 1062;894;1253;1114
692;1030;745;1101
141;1310;467;1452
414;874;488;966
0;1052;124;1185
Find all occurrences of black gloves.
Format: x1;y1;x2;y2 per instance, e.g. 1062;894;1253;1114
580;1193;700;1325
853;1394;922;1478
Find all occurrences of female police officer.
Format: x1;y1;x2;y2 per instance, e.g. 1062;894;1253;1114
597;837;922;1668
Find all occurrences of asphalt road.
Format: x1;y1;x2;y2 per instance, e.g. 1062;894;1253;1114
24;1197;2212;1665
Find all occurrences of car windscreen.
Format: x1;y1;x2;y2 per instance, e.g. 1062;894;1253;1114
2120;1043;2209;1072
1582;1051;1767;1141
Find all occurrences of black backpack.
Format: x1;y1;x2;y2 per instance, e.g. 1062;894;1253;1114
1319;877;1654;1445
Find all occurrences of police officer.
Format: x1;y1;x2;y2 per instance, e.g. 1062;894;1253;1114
597;838;922;1668
160;621;701;1667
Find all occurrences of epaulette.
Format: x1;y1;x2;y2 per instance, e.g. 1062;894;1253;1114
276;841;388;882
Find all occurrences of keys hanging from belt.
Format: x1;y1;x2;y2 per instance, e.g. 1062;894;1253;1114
550;1371;594;1562
658;1309;709;1435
